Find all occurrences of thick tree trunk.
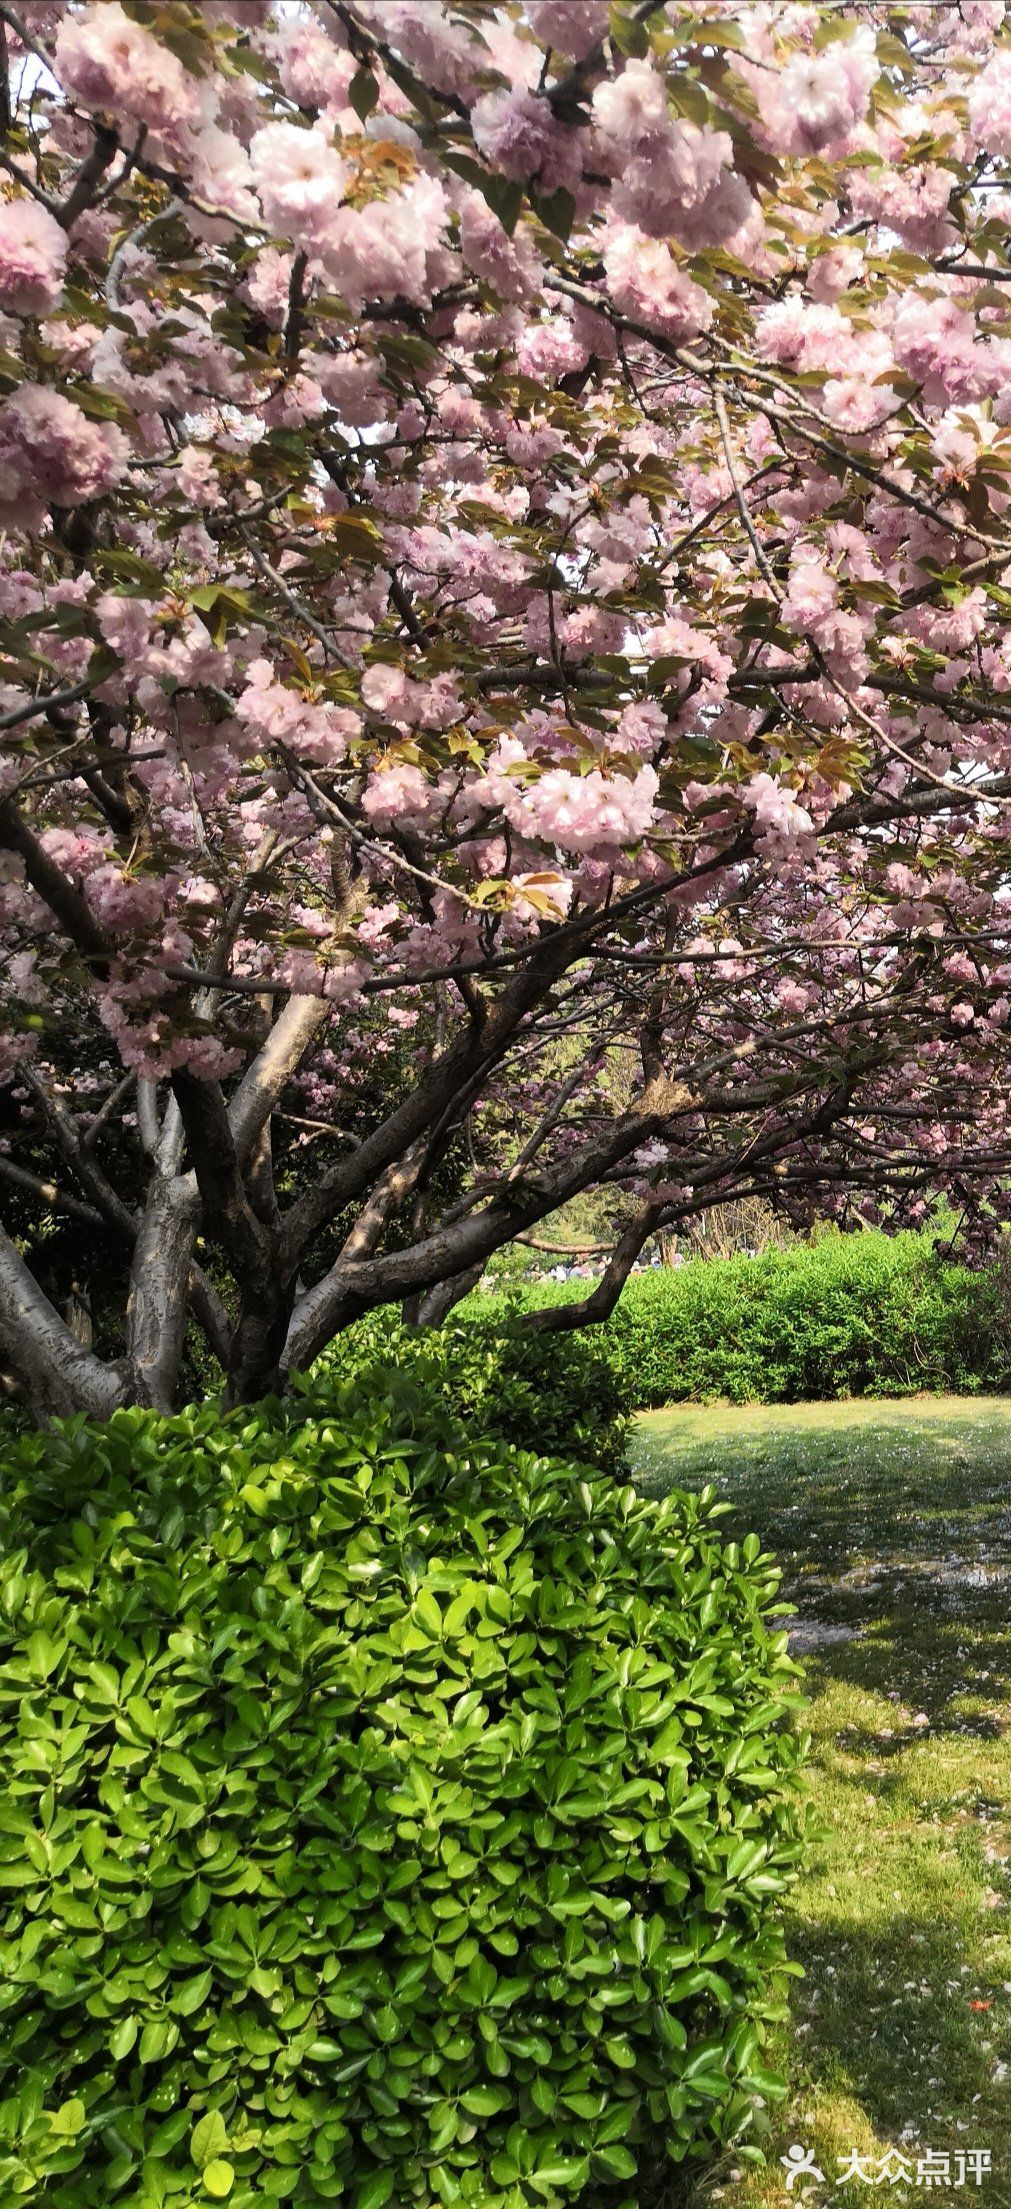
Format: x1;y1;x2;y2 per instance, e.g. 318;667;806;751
125;1174;201;1410
224;1283;297;1406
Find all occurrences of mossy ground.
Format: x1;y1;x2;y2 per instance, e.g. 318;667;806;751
631;1397;1011;2208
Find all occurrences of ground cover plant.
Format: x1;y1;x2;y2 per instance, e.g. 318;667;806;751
632;1397;1011;2208
0;1376;810;2206
479;1234;1003;1408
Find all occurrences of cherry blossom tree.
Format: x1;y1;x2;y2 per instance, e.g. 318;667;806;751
5;0;1011;1416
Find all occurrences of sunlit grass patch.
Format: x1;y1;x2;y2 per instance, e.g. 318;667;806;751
631;1397;1011;2208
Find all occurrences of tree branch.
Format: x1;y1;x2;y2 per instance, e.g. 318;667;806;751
522;1204;667;1333
0;1224;127;1418
0;798;111;973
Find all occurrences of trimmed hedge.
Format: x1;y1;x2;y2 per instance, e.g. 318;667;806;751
0;1373;809;2206
324;1307;635;1473
479;1233;1002;1408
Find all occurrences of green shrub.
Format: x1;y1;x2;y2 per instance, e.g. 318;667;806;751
476;1233;1004;1408
0;1375;809;2206
323;1307;634;1473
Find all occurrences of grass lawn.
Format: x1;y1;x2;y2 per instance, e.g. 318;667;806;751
630;1397;1011;2207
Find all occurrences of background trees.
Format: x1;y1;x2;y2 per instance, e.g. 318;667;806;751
5;0;1011;1413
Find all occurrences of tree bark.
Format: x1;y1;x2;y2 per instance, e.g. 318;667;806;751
125;1174;202;1411
0;1226;127;1419
411;1263;486;1326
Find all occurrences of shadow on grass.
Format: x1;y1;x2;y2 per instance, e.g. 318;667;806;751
631;1403;1011;2206
784;1906;1006;2170
633;1405;1011;1584
802;1598;1011;1722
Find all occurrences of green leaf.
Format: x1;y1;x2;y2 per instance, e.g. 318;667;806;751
109;2015;138;2061
349;67;379;121
480;173;524;237
192;2112;229;2170
413;1589;443;1638
356;2174;394;2209
529;2158;589;2195
532;186;575;242
326;514;383;562
203;2160;235;2199
609;4;650;58
173;1968;214;2016
460;2086;508;2117
593;2144;637;2179
188;585;254;645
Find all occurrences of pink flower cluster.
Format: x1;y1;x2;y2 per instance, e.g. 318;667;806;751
236;661;357;767
0;388;128;533
458;192;538;302
846;160;955;257
361;664;462;729
249;123;350;258
592;61;752;247
0;198;67;318
471;86;580;192
55;2;203;152
891;295;1011;408
354;0;488;105
646;618;733;705
743;773;815;853
781;544;872;678
755;297;899;430
526;2;609;61
603;225;713;343
761;27;878;155
361;759;439;830
517;763;658;853
98;989;243;1083
247;123;452;308
53;1;265;222
269;13;355;111
969;46;1011;152
323;176;452;311
472;737;659;856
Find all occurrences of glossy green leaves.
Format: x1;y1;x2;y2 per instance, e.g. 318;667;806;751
0;1377;809;2204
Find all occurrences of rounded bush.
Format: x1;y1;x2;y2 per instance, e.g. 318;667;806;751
0;1377;808;2206
325;1307;635;1474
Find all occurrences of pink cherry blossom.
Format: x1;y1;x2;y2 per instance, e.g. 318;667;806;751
0;386;128;531
969;46;1011;151
526;2;609;60
512;764;659;853
354;1;486;104
320;177;451;308
458;192;538;302
603;226;713;343
593;65;752;245
55;1;203;149
764;27;878;154
0;198;67;318
249;122;350;254
471;86;579;190
361;759;439;828
743;773;816;844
